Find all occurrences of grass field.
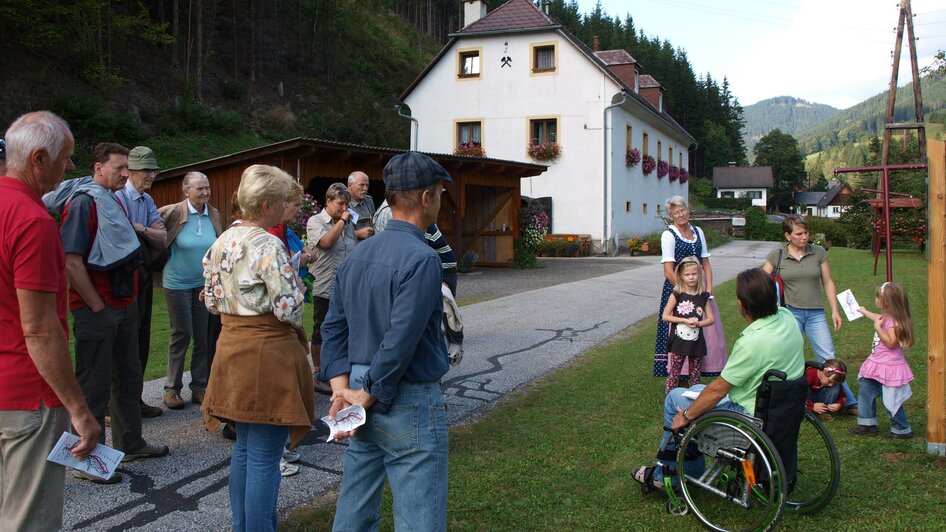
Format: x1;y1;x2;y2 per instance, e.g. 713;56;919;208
283;247;944;531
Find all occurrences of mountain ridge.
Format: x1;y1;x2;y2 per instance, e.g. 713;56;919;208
742;96;840;156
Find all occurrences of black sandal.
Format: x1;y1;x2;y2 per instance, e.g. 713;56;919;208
633;466;663;494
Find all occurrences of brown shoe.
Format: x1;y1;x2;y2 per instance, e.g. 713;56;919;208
163;391;185;410
848;425;878;436
191;390;205;405
141;402;163;418
882;431;914;440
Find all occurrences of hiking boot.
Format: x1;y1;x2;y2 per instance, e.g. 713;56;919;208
848;425;878;436
163;391;185;410
818;413;834;422
121;443;170;462
882;431;914;440
73;469;121;485
844;405;859;417
140;401;163;418
222;421;237;441
191;390;205;405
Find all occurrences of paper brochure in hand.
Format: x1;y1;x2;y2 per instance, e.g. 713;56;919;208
837;289;862;321
320;405;367;442
46;432;124;480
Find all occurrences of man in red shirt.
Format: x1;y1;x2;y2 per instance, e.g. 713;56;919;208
0;111;99;530
59;143;169;483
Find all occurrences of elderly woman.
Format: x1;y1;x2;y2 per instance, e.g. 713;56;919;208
307;182;357;394
654;196;727;379
201;165;315;531
762;215;858;414
157;172;222;409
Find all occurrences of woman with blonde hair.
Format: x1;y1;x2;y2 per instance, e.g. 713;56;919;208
201;164;315;532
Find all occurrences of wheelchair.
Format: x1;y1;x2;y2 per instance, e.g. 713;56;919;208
653;361;841;531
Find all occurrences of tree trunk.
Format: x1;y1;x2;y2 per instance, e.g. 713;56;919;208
249;0;256;81
196;0;203;102
172;0;180;69
232;0;238;78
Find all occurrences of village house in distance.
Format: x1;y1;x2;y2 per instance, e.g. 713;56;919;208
400;0;695;253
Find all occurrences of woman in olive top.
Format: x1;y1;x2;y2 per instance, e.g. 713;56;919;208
762;214;858;414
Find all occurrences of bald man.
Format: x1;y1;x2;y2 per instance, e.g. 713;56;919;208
347;171;375;240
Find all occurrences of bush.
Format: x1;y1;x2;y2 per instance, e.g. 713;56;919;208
744;207;783;241
157;98;244;135
805;216;848;248
702;197;752;210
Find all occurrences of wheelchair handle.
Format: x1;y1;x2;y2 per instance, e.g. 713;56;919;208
762;369;787;381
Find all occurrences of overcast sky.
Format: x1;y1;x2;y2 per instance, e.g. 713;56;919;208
574;0;945;109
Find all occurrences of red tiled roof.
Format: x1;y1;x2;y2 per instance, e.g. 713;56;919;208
639;74;661;88
593;49;637;65
455;0;557;34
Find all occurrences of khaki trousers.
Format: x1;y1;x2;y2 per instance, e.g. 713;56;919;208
0;403;69;532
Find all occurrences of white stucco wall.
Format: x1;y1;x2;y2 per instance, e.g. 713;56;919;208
404;29;690;249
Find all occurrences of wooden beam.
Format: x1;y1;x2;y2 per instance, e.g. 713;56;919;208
927;139;945;456
885;122;926;130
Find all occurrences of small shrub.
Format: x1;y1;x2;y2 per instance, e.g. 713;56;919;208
221;80;248;101
805;216;848;248
625;237;643;252
261;105;298;134
458;251;478;273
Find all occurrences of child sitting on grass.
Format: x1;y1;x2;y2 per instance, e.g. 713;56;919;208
806;359;847;420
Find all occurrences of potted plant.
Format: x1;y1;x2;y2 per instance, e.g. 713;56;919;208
527;140;562;163
668;165;680;182
642;154;656;176
679;168;690;184
454;142;485;157
656;159;669;179
625;147;641;168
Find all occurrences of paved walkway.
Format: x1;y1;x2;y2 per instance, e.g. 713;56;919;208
62;240;778;530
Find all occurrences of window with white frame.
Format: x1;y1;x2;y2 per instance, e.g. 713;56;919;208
746;190;763;200
458;49;481;78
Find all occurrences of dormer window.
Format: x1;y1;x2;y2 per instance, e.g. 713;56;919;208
531;42;557;74
457;48;481;79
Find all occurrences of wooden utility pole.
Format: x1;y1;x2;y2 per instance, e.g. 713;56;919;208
928;140;945;457
881;0;926;168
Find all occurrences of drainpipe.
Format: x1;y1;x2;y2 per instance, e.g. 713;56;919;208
396;103;419;151
603;91;629;255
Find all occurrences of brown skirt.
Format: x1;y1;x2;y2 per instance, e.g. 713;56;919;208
200;313;316;448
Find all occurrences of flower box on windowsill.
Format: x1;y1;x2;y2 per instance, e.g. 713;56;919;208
528;141;561;163
454;143;485;157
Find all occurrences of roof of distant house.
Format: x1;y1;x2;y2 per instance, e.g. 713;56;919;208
593;49;637;65
639;75;661;89
400;0;694;143
712;166;774;188
793;191;825;206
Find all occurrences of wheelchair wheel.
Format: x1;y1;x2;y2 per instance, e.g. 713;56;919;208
677;411;786;532
785;411;840;515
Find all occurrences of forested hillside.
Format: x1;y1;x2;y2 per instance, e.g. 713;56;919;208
0;0;747;179
742;96;839;156
793;73;946;155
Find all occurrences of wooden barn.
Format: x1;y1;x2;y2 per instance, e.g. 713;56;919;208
149;138;547;266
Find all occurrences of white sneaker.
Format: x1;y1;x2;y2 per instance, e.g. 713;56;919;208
283;447;301;463
280;459;299;477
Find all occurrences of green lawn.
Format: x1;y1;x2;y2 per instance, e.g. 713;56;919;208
284;247;944;530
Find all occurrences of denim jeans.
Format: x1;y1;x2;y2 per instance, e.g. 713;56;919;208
856;377;912;435
332;365;448;532
787;306;857;407
654;385;747;482
808;383;842;408
229;422;289;532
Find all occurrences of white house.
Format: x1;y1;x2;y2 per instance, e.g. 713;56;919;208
712;165;773;208
793;180;852;218
399;0;695;253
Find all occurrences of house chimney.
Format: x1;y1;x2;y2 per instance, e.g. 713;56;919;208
728;161;737;167
463;0;487;27
593;35;600;52
543;0;550;15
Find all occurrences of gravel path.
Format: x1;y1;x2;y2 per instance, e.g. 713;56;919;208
62;241;777;531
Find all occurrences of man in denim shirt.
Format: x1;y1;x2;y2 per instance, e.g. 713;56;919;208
320;152;451;531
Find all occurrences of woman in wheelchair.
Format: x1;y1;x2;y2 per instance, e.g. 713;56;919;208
634;268;806;493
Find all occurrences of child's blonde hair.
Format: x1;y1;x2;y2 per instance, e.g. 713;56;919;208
673;256;704;294
876;282;914;348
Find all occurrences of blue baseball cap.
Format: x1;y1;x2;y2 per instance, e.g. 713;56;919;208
382;152;452;191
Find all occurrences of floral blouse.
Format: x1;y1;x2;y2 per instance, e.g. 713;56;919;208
203;226;305;328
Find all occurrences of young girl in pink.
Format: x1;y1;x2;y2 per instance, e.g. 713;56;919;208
849;282;915;439
661;256;715;395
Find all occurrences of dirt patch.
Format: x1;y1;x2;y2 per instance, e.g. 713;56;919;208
881;452;912;462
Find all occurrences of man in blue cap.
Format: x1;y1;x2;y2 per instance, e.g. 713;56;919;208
320;151;452;531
